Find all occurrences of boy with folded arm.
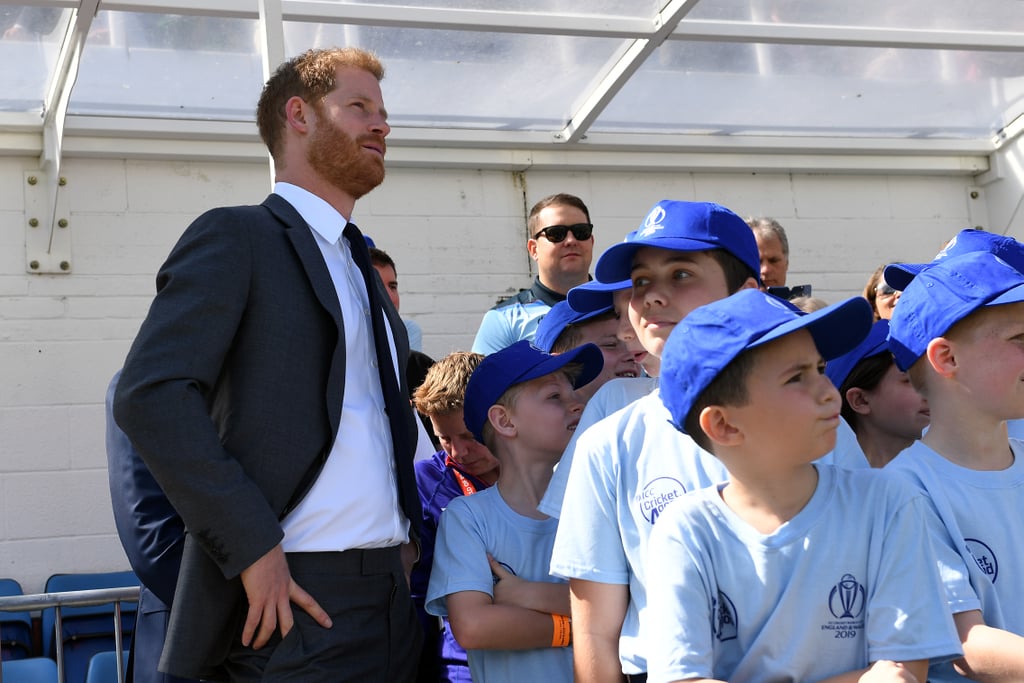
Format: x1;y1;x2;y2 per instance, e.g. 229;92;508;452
646;289;961;682
426;340;604;683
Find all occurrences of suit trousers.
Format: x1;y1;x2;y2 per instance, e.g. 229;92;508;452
222;547;423;682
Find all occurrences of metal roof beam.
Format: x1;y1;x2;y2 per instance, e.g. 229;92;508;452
558;0;703;144
91;0;1024;52
672;21;1024;52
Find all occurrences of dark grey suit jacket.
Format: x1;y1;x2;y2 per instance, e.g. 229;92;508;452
113;194;421;679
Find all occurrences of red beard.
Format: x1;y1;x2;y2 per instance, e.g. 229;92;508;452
306;113;386;200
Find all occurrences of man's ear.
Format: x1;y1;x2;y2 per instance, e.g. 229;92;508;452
845;387;871;416
699;405;743;447
925;337;957;378
284;96;312;134
526;238;539;262
487;404;516;439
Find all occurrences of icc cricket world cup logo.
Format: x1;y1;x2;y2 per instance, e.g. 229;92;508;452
828;573;866;619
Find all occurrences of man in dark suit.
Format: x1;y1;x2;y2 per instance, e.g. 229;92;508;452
113;48;423;681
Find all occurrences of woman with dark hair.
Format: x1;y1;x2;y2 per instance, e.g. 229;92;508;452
826;319;930;467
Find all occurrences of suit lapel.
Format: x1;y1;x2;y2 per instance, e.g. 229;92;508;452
263;194;346;440
265;194;344;327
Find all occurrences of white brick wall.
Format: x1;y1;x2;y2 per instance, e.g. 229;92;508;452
0;155;986;592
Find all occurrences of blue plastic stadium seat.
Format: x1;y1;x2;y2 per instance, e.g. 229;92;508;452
83;651;127;683
40;571;138;683
1;656;59;682
0;578;34;660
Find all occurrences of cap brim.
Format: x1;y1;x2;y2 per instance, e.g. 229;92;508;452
519;342;605;390
567;279;629;313
753;296;873;361
883;262;924;291
824;320;890;389
595;237;725;283
989;281;1024;307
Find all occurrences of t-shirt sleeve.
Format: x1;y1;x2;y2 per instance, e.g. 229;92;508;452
549;428;630;583
644;502;715;682
471;309;511;355
885;465;982;617
865;482;964;664
425;497;495;618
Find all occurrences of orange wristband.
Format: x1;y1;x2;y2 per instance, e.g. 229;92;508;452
551;614;571;648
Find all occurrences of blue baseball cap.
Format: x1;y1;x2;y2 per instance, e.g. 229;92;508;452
566;279;631;316
534;300;613;352
595;200;761;284
825;319;891;390
884;229;1024;291
363;234;376;248
660;289;872;434
888;251;1024;371
463;340;604;442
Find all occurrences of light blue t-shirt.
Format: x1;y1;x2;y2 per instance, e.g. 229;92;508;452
426;486;572;683
645;464;962;683
887;438;1024;682
471;299;551;355
549;389;729;675
539;376;659;519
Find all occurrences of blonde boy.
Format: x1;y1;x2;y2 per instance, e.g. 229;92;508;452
886;250;1024;682
426;340;603;683
647;289;961;682
410;351;499;682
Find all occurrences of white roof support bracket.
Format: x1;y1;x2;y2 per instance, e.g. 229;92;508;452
557;0;703;144
26;0;99;274
24;171;72;274
258;0;285;186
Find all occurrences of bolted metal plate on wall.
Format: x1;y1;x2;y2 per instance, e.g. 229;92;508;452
24;171;72;274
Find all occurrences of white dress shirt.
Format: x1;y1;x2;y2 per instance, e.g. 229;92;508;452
274;182;409;552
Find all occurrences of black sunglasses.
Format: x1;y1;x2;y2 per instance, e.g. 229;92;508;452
533;223;593;243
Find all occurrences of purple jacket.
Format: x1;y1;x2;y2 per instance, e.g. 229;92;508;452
412;450;491;683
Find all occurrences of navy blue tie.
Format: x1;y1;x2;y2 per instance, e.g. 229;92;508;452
342;222;421;534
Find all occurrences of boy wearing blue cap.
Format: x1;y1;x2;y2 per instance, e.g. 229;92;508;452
646;289;961;683
534;299;641;401
538;278;658;522
886;250;1024;683
410;351;499;683
425;340;604;683
882;228;1024;441
550;200;765;682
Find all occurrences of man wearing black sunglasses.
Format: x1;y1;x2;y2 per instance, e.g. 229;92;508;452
472;193;595;354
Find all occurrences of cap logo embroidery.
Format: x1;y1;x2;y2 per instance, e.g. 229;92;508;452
637;206;666;238
935;234;958;260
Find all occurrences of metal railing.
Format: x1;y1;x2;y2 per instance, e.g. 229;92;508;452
0;586;139;683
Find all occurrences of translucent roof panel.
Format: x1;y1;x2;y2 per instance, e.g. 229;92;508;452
595;40;1024;138
285;21;627;131
0;6;69;114
69;11;264;120
327;0;662;17
8;0;1022;149
686;0;1024;33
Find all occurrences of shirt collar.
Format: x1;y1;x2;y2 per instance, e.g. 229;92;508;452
274;181;350;245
